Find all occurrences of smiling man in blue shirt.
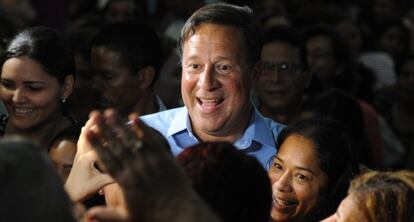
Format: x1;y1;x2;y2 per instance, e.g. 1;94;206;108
141;3;284;168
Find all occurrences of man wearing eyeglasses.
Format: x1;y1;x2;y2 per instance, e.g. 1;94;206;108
255;25;312;125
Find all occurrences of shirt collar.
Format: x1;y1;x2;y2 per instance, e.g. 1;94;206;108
167;107;190;137
155;94;167;112
234;106;277;149
166;105;277;148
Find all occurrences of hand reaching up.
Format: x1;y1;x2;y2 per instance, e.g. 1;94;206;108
86;109;220;222
64;112;114;203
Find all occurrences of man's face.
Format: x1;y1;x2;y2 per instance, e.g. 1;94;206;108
306;36;337;83
257;41;308;114
91;46;142;115
49;139;77;182
181;24;254;141
104;0;135;24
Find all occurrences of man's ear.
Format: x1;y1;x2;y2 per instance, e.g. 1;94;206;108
62;75;75;99
137;66;156;90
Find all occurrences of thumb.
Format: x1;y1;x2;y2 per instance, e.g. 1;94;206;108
92;173;115;189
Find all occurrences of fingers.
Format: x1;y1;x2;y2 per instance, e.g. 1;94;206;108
128;113;144;139
85;206;128;222
76;110;102;157
65;150;115;203
127;113;168;152
88;130;123;176
104;110;141;156
87;109;142;177
92;173;115;191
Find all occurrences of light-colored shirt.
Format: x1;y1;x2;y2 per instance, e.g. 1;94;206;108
141;105;284;169
155;94;167;112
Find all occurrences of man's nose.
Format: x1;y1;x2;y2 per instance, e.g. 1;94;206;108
270;69;283;83
198;65;220;90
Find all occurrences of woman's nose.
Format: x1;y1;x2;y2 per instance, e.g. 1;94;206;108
273;172;293;193
12;89;27;103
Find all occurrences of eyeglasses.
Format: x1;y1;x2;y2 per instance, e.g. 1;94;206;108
261;61;303;75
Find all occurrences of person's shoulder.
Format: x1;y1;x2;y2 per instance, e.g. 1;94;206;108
253;108;285;133
141;107;185;119
140;107;186;130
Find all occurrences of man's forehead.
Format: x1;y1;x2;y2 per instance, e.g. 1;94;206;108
183;24;245;45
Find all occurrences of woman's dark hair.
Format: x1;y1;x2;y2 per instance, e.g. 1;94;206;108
301;89;364;142
301;89;375;167
2;26;75;84
177;142;271;222
276;117;359;221
179;3;262;68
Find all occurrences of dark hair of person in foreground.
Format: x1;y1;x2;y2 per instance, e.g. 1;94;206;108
0;137;75;222
177;141;272;222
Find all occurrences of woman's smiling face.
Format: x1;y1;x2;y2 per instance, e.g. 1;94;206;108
269;134;328;222
0;56;63;130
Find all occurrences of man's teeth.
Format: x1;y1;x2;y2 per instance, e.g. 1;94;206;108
14;107;34;114
274;197;296;206
201;99;221;103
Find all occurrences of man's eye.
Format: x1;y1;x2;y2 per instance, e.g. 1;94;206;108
261;62;275;73
0;80;14;89
278;63;289;72
189;64;201;69
186;64;202;74
216;64;232;73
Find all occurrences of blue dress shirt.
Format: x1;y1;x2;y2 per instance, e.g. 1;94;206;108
141;105;284;169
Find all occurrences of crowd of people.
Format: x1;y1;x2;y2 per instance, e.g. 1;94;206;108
0;0;414;221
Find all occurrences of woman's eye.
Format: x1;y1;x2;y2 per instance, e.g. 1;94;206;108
295;173;309;181
273;162;283;170
28;85;43;91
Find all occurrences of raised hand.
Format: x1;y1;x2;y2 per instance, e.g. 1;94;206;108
86;109;220;222
64;111;114;203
